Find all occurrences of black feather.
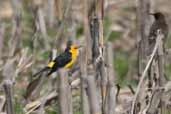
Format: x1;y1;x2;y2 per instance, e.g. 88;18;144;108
47;51;72;76
33;67;50;77
33;46;72;77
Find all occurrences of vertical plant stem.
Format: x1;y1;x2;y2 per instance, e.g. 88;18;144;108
80;47;90;114
58;69;72;114
0;25;4;60
105;42;116;114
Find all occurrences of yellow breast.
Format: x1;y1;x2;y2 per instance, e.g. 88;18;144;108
64;48;78;68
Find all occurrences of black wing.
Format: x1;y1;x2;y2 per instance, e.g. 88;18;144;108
149;21;168;43
54;51;72;68
149;22;159;38
47;51;72;76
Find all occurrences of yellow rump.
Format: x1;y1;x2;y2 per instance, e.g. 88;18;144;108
48;61;55;68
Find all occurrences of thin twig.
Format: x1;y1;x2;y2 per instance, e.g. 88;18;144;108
26;101;41;114
55;0;73;45
25;91;57;114
131;31;164;114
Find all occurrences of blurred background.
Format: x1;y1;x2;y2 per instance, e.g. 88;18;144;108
0;0;171;114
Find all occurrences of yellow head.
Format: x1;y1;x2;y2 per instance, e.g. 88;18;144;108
64;44;80;68
69;45;79;57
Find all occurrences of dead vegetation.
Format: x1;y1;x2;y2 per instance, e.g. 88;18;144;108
0;0;171;114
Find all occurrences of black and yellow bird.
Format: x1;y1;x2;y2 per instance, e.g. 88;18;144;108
148;12;169;53
33;44;81;77
24;44;81;99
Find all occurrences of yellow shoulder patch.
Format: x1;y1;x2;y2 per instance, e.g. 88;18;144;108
48;61;55;68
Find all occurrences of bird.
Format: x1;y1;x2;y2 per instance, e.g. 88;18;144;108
148;12;169;54
33;44;82;77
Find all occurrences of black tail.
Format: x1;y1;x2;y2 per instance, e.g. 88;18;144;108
33;67;50;77
47;69;57;76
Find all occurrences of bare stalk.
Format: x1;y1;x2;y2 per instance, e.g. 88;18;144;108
131;32;164;114
0;25;4;60
58;69;72;114
3;59;16;114
80;48;90;114
104;42;116;114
